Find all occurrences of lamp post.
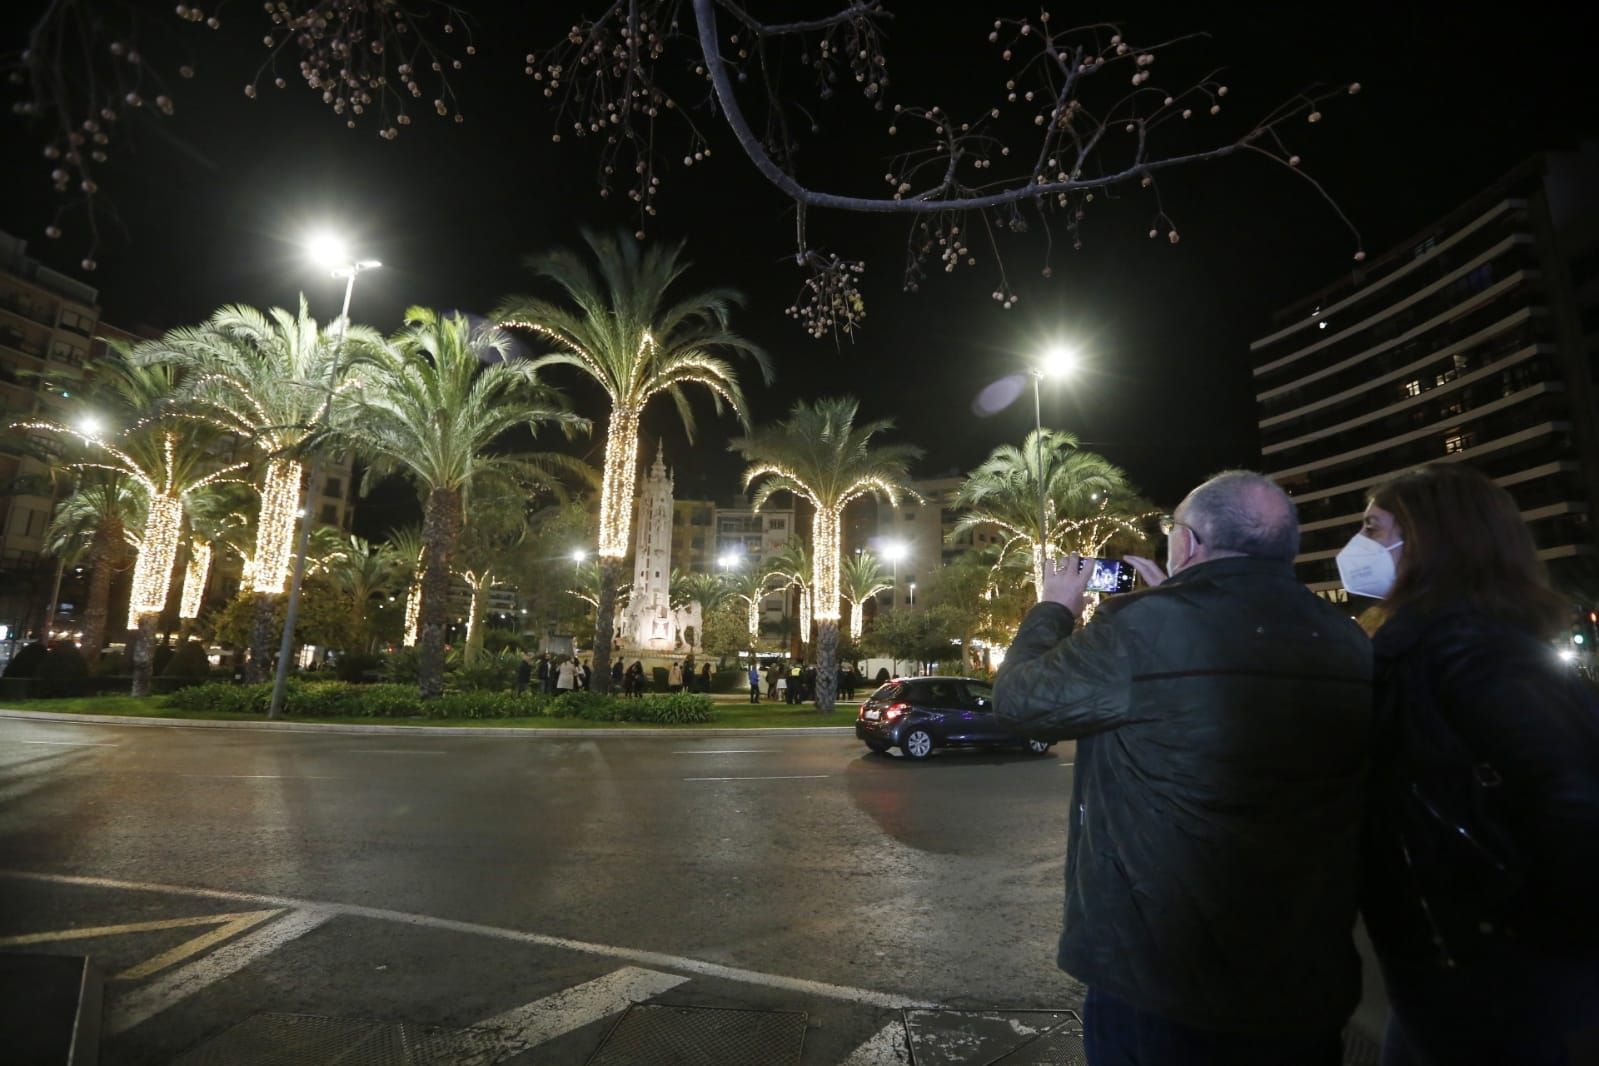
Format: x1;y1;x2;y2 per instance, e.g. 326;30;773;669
908;580;916;607
269;233;380;719
882;540;907;609
1031;345;1077;585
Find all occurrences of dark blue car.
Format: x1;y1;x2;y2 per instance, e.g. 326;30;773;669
854;676;1055;760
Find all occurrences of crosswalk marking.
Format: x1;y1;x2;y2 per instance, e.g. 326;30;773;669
457;966;689;1065
107;909;331;1035
840;1018;912;1065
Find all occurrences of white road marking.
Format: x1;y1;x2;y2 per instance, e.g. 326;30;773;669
459;966;688;1064
344;749;446;755
2;870;931;1011
174;774;338;780
107;908;331;1035
840;1018;912;1065
684;774;830;782
671;749;775;755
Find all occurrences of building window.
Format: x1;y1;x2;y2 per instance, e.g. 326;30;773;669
1402;380;1422;398
49;341;86;366
319;504;339;524
323;476;343;498
58;310;94;336
768;518;785;530
1443;431;1475;455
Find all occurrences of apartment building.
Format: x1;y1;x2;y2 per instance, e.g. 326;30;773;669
1254;151;1599;599
872;475;1006;610
0;231;102;641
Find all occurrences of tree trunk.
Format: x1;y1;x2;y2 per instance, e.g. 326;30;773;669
590;556;624;694
417;486;463;699
247;592;277;682
130;614;157;697
464;575;490;666
81;516;123;667
814;619;839;713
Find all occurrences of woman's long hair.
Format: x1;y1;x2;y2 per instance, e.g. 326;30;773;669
1371;463;1568;638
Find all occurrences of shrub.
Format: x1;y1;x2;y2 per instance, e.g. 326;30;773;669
168;682;272;715
162;641;212;679
456;651;517;692
383;649;422;684
333;652;383;684
37;644;90;698
629;693;714;724
94;650;130;678
712;668;746;694
3;642;48;678
545;690;615;720
152;643;175;676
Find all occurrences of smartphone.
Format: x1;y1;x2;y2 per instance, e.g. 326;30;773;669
1077;556;1138;594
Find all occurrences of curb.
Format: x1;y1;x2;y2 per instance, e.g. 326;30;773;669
0;708;855;739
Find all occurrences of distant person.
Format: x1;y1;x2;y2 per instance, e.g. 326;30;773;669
515;652;533;696
841;662;856;700
668;660;683;693
874;666;890;684
775;670;788;703
1351;464;1599;1065
612;657;624;690
747;663;761;703
579;659;592;690
700;661;713;693
765;662;779;701
801;662;817;703
555;656;576;692
994;471;1373;1065
784;663;799;705
626;660;644;697
537;652;553;694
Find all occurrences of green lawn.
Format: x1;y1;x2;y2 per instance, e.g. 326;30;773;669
0;695;858;730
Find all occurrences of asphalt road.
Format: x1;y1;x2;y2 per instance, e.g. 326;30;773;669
0;715;1084;1064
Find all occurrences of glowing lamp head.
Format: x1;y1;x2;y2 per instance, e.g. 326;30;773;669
77;414;104;438
882;542;908;564
719;552;741;569
571;549;588;564
1039;345;1078;379
307;231;350;270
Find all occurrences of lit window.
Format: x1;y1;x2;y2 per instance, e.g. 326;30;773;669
1403;380;1422;397
1444;432;1475;455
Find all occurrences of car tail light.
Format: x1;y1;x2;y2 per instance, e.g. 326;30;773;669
883;702;909;721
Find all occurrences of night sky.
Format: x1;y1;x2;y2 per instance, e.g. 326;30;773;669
4;1;1595;536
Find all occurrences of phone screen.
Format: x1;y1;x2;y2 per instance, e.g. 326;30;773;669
1080;557;1138;594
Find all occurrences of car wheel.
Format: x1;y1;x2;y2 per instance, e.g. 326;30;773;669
1024;738;1053;756
865;740;892;754
901;729;935;760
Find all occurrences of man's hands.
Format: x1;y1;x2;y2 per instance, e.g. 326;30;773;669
1042;553;1096;619
1125;555;1169;588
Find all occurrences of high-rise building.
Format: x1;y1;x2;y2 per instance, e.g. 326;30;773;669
872;475;1005;610
1254;151;1599;600
0;231;101;644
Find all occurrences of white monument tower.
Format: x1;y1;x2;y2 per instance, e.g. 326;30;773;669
618;445;700;655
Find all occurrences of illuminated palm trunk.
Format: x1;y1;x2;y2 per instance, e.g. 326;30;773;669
247;458;303;595
179;540;213;622
849;599;864;640
1032;540;1047;604
463;570;492;666
590;406;642;694
403;581;422;647
746;596;761;640
798;587;811;646
127;495;184;630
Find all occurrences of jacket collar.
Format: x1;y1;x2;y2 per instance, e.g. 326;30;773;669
1162;555;1299;587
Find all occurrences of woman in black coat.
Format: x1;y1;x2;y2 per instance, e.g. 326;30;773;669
1346;464;1599;1065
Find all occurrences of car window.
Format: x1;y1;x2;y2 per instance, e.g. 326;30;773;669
963;682;994;709
868;683;903;701
923;681;960;706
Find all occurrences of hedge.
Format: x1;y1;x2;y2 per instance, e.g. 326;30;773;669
165;681;713;723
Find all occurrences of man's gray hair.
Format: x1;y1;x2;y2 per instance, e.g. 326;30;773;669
1180;470;1300;563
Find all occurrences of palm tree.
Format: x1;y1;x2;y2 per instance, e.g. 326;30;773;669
126;300;386;679
840;552;893;641
318;533;406;653
174;481;256;641
677;572;732;653
333;307;587;697
723;563;779;642
766;537;813;650
733;397;922;712
453;487;533;665
950;429;1133;602
42;475;141;664
494;230;770;691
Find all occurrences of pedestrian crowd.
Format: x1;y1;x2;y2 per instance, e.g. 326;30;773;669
995;466;1599;1066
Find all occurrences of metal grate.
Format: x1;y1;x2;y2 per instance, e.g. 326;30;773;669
169;1012;501;1066
904;1010;1082;1066
586;1004;806;1066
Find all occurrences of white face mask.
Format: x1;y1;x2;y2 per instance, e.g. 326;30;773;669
1336;533;1403;600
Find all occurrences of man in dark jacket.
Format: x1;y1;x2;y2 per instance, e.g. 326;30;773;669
995;471;1373;1065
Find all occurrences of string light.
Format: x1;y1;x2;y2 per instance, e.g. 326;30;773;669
126;494;182;629
799;586;812;639
403;580;422;647
179;540;212;620
598;404;641;558
247;458;302;595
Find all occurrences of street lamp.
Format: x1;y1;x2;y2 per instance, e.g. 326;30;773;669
908;580;917;607
1031;345;1077;581
718;551;741;572
882;540;907;609
268;232;381;719
571;548;589;565
77;413;103;439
